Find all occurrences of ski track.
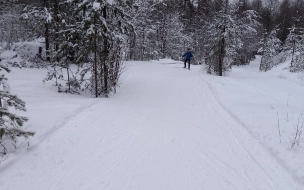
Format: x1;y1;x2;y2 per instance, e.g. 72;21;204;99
199;66;304;186
195;80;272;189
0;62;302;190
199;74;304;188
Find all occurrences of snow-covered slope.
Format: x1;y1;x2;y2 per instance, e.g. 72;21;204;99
0;58;303;189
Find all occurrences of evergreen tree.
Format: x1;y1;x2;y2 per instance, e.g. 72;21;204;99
205;0;258;75
233;0;260;65
205;0;232;76
0;1;32;48
22;0;53;61
0;60;34;155
292;0;304;29
250;0;263;14
129;0;160;60
43;1;81;94
192;0;213;63
288;26;304;72
153;0;190;60
259;0;280;34
276;0;292;43
128;0;190;61
65;0;133;97
259;28;282;71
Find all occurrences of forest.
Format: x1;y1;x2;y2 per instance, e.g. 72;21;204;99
0;0;304;95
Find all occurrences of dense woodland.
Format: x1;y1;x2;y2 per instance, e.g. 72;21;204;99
0;0;304;95
1;0;304;76
0;0;304;159
0;0;303;95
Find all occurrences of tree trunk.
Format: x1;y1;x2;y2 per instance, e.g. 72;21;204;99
54;0;59;62
219;37;225;76
94;15;98;98
218;0;228;76
142;27;145;60
45;23;50;61
129;34;135;60
103;5;109;97
44;0;50;61
290;33;296;70
161;15;166;58
66;54;70;92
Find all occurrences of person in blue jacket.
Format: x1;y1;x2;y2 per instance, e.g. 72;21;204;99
182;48;193;70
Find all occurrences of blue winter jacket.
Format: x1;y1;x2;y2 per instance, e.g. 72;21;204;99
183;51;193;60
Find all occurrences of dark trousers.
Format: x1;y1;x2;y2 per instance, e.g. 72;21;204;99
184;59;190;69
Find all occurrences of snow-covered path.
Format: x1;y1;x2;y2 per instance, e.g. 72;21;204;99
0;61;301;190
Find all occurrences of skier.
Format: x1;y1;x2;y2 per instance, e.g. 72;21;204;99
182;48;193;70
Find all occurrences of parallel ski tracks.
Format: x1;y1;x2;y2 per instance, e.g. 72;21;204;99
1;62;302;190
197;74;302;189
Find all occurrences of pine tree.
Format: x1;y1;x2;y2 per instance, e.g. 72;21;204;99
233;0;260;65
284;25;297;70
128;0;159;60
205;0;231;76
0;1;32;48
153;0;190;60
43;1;81;94
289;1;304;72
259;28;282;71
128;0;189;61
250;0;263;14
65;0;133;97
276;0;292;43
287;25;304;72
21;0;57;61
192;0;213;63
0;60;35;155
205;0;258;75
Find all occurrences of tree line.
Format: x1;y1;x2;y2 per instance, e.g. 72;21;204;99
1;0;304;77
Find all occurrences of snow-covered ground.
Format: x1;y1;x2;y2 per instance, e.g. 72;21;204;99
0;57;303;189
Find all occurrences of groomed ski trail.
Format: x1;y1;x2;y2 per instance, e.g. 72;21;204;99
0;61;301;190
